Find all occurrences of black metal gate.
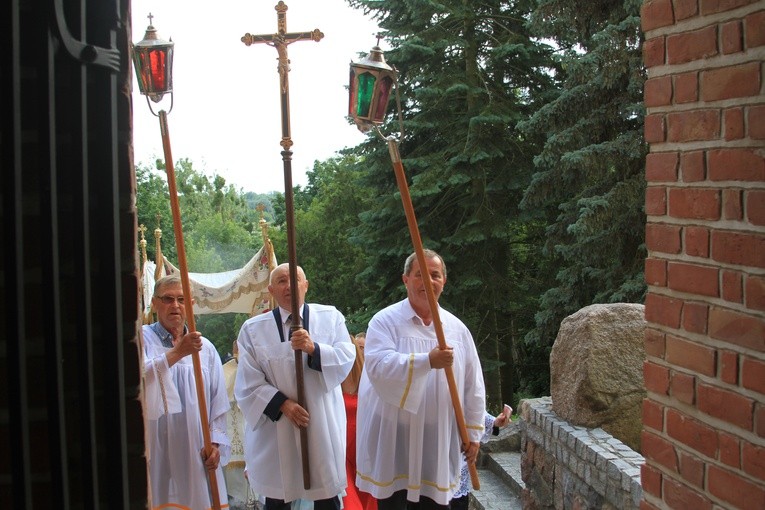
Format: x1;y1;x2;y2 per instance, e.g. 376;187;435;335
1;0;146;507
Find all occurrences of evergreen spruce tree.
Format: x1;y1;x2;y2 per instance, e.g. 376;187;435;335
519;0;648;361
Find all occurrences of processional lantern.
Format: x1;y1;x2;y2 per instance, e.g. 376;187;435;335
132;13;175;113
348;44;398;133
131;14;222;510
348;42;480;491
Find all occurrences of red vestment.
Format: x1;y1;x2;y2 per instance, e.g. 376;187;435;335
343;392;378;510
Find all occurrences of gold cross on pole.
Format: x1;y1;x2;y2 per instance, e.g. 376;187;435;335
241;1;323;149
241;1;323;86
240;1;323;491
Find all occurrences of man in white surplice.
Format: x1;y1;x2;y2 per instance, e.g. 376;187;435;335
235;263;355;510
356;250;486;510
142;274;230;510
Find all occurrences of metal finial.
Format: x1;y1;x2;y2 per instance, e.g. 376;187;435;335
139;224;148;263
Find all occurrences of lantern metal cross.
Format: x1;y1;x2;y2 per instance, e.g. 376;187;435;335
348;42;481;491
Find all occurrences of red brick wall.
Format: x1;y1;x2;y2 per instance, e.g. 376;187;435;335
641;0;765;508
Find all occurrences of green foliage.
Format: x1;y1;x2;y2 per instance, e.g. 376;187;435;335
136;160;176;262
290;155;376;334
519;0;647;365
196;313;250;360
244;192;278;223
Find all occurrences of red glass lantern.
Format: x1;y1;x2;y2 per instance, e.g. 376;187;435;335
132;15;174;109
348;45;397;133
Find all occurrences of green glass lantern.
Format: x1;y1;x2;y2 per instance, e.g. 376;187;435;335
348;45;397;133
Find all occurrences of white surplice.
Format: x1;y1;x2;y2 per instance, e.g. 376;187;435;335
235;304;355;503
142;324;231;510
355;299;486;506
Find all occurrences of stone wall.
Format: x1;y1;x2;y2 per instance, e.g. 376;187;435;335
521;397;644;510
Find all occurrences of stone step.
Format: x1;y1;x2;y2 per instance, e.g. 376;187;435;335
484;451;525;495
469;466;523;510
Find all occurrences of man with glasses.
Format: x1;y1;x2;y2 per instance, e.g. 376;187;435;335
142;274;231;509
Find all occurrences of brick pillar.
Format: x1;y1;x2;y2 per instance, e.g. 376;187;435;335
641;0;765;508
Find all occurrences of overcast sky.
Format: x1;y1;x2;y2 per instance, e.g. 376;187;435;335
131;0;382;194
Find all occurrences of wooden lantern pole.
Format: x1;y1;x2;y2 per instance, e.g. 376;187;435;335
240;1;323;489
158;110;222;509
385;136;481;490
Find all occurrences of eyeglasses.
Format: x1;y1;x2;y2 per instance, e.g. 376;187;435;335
156;295;185;305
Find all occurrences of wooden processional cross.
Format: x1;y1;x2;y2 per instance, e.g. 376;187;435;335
241;1;323;490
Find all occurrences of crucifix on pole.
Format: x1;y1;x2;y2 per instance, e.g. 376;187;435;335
241;1;323;490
